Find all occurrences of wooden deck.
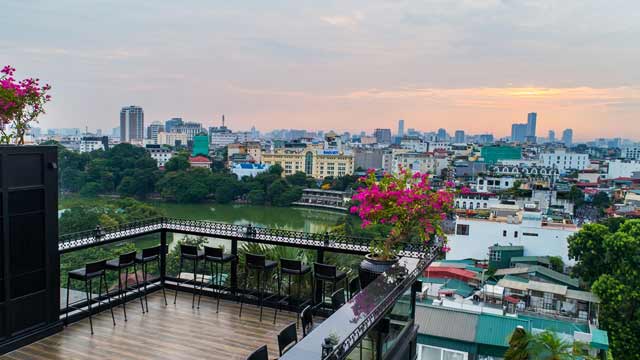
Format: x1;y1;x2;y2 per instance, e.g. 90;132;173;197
4;291;302;360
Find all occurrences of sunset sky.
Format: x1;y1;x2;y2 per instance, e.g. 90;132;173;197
2;0;640;140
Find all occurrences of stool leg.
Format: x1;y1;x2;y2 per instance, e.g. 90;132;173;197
215;262;221;313
86;279;93;335
119;268;127;321
158;257;168;306
133;263;145;313
191;259;197;309
143;262;150;312
258;270;263;322
103;273;116;326
239;268;247;318
65;276;71;326
197;260;207;309
174;258;183;305
123;267;129;321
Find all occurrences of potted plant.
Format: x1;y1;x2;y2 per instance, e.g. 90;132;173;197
0;65;52;144
350;168;460;284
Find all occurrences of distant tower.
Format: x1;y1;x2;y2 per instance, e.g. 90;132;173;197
222;115;225;128
398;119;405;137
120;105;144;143
548;130;556;142
527;112;537;138
437;128;448;141
454;130;465;143
562;129;573;147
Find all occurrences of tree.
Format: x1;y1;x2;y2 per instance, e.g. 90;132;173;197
247;189;266;205
286;171;313;187
79;182;101;197
505;327;528;360
527;331;574;360
568;220;640;359
591;191;611;209
164;154;190;172
548;256;564;273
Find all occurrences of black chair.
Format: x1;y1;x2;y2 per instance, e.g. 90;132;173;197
277;322;298;356
174;244;204;308
197;246;237;312
246;345;268;360
313;262;347;311
279;258;312;321
300;305;317;337
239;253;278;322
331;288;346;312
135;245;168;312
348;277;361;300
65;260;115;334
106;251;145;320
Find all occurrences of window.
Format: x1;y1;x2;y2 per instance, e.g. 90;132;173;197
514;231;518;238
489;250;501;262
456;224;470;236
523;232;538;237
503;230;507;237
418;345;468;360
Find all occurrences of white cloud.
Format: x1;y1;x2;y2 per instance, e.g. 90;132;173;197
320;11;364;28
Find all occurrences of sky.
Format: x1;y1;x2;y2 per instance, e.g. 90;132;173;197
2;0;640;140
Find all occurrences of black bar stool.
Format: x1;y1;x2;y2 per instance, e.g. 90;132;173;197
313;262;347;311
135;245;168;312
246;345;268;360
197;246;237;312
65;259;115;334
300;305;317;337
277;322;298;356
331;288;346;312
239;253;277;322
174;244;204;308
348;277;361;300
106;251;145;320
279;258;311;321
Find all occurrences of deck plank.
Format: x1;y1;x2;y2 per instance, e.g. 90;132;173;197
4;291;303;360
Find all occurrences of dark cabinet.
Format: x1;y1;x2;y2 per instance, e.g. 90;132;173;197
0;146;61;354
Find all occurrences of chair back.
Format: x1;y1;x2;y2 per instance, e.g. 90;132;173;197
204;246;223;259
180;244;198;256
331;288;346;311
246;345;268;360
245;253;266;268
300;305;314;337
348;277;361;300
277;322;298;356
118;251;137;267
142;245;161;259
314;262;337;279
280;258;302;272
85;260;107;276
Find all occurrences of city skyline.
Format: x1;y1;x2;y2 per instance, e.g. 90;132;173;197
3;1;640;140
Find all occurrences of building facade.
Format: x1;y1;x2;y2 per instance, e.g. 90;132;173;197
120;105;144;143
262;148;354;179
79;136;109;153
540;150;589;173
158;132;188;147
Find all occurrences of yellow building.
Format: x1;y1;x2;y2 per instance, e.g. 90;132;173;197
262;148;354;179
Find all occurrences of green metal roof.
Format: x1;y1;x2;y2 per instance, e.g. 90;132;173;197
519;315;589;335
510;256;551;265
439;259;476;265
532;266;580;289
590;328;609;350
503;275;530;283
475;314;531;347
440;279;475;298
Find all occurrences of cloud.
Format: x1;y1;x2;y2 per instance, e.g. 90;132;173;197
320;11;364;28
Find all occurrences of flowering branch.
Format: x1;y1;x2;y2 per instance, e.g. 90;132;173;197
0;65;52;144
350;168;459;260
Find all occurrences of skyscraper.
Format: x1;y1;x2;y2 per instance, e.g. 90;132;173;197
526;112;537;138
437;128;448;141
511;123;527;142
146;121;165;144
374;128;392;144
454;130;465;143
120;105;144;143
165;117;183;133
562;129;573;147
548;130;556;142
398;119;405;138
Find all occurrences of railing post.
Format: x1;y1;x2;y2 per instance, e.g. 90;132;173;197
160;230;167;282
315;248;324;304
231;239;238;296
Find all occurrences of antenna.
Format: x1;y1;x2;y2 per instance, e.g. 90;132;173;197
222;115;225;127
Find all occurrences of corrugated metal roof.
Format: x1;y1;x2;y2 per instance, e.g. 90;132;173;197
497;278;529;291
494;266;580;289
475;314;531;347
590;328;609;350
510;256;551;265
489;245;524;251
415;305;479;342
566;289;600;303
527;280;567;295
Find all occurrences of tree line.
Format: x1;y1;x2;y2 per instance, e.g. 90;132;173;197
48;141;361;206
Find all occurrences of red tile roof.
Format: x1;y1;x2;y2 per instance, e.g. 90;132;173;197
189;156;211;163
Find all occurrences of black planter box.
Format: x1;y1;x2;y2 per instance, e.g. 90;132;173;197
0;145;61;354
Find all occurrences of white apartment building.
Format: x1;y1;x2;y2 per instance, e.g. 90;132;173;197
426;142;452;152
79;137;106;153
607;159;640;179
400;137;428;152
158;132;188;147
391;152;448;175
146;146;173;168
540;150;589;173
454;193;500;210
621;146;640;160
211;132;249;149
448;204;579;263
474;176;516;193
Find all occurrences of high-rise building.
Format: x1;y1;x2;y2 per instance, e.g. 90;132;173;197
437;128;448;142
120;105;144;143
172;122;204;142
146;121;165;144
511;123;527;142
398;119;405;138
454;130;465;143
374;128;392;144
562;129;573;147
165;117;183;133
548;130;556;142
527;112;537;138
